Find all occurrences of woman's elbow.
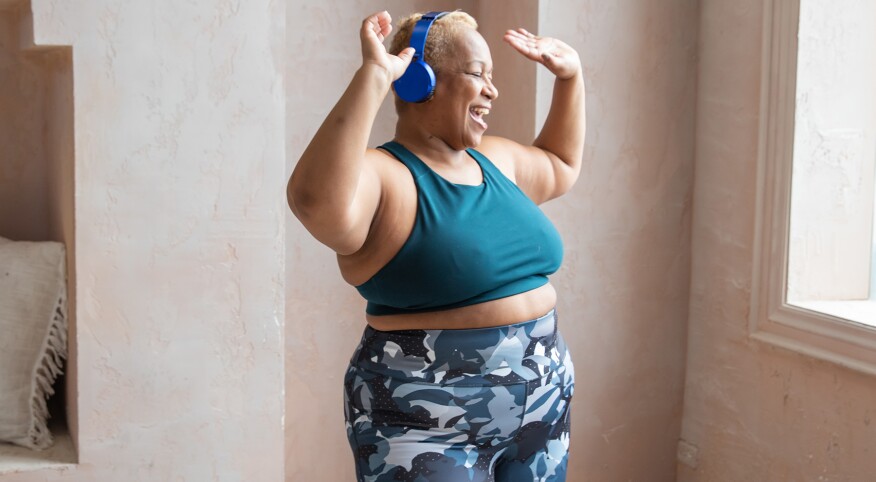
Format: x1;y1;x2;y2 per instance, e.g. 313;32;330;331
286;170;322;220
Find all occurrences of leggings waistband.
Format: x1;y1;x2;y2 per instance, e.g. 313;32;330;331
350;309;564;385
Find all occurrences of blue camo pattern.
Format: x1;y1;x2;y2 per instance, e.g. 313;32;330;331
344;309;574;481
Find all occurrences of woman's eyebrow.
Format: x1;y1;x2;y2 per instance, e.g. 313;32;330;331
464;60;490;69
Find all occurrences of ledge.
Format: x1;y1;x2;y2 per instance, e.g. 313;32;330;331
0;425;76;475
790;300;876;329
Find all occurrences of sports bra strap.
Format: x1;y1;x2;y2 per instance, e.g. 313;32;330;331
464;147;505;183
378;141;430;178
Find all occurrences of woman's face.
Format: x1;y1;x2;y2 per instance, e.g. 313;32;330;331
423;28;499;150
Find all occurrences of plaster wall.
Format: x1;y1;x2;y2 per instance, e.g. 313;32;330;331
40;44;77;443
679;1;876;480
0;0;287;480
0;5;50;242
466;0;540;142
285;1;697;480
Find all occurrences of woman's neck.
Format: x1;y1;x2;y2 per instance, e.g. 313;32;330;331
393;119;467;166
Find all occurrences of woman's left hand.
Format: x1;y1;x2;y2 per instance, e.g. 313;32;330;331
504;28;581;80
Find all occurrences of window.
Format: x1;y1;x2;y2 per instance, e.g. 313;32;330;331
750;0;876;375
786;0;876;328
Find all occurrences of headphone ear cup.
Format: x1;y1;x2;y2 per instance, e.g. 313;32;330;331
393;60;436;103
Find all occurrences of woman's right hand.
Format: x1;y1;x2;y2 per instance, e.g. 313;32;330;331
360;11;414;84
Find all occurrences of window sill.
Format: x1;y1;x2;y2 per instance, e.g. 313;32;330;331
0;425;76;475
789;300;876;329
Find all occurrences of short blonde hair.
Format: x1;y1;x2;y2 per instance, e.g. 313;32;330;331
389;11;478;73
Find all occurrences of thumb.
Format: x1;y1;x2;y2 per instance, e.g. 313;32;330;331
397;47;415;67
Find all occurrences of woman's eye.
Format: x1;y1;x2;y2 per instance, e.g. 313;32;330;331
467;72;483;78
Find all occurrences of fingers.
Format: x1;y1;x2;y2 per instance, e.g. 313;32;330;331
503;30;579;78
362;11;392;41
504;29;541;55
506;28;538;45
503;30;529;47
505;29;533;42
375;11;392;39
503;30;539;60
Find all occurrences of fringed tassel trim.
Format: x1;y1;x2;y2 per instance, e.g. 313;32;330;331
26;290;68;450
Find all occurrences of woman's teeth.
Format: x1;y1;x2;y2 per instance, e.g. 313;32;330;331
469;107;489;128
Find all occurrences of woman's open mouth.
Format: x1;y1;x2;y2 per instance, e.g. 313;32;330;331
469;106;490;129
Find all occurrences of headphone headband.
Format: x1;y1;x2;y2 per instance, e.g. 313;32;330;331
409;11;448;60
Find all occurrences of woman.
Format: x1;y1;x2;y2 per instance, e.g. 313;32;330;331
288;10;584;482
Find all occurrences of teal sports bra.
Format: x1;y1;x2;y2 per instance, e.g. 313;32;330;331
355;141;563;316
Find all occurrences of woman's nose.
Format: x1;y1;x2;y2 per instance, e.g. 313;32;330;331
483;78;498;100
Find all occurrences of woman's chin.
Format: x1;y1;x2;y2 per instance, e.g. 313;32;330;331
464;131;485;149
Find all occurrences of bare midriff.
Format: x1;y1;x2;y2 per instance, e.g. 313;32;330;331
365;283;557;331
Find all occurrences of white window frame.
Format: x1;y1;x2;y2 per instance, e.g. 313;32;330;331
749;0;876;375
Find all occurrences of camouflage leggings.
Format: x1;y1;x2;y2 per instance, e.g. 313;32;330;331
344;309;574;481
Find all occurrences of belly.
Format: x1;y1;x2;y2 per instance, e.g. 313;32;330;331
365;283;557;331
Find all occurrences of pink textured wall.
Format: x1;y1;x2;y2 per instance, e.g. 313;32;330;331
0;0;287;479
679;1;876;480
467;0;540;142
285;1;697;480
0;5;50;242
40;47;77;446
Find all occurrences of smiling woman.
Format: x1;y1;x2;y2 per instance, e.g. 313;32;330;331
394;25;499;152
286;9;585;482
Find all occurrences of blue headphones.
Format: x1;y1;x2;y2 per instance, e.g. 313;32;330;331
393;11;449;103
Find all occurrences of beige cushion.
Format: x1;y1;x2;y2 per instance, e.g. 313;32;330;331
0;236;67;450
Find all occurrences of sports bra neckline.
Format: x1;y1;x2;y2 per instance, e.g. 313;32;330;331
382;141;487;188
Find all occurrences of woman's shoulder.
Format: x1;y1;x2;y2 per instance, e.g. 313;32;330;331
363;146;418;192
364;146;404;172
474;136;518;180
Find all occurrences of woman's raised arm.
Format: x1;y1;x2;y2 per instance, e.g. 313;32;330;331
482;29;585;205
287;11;413;254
